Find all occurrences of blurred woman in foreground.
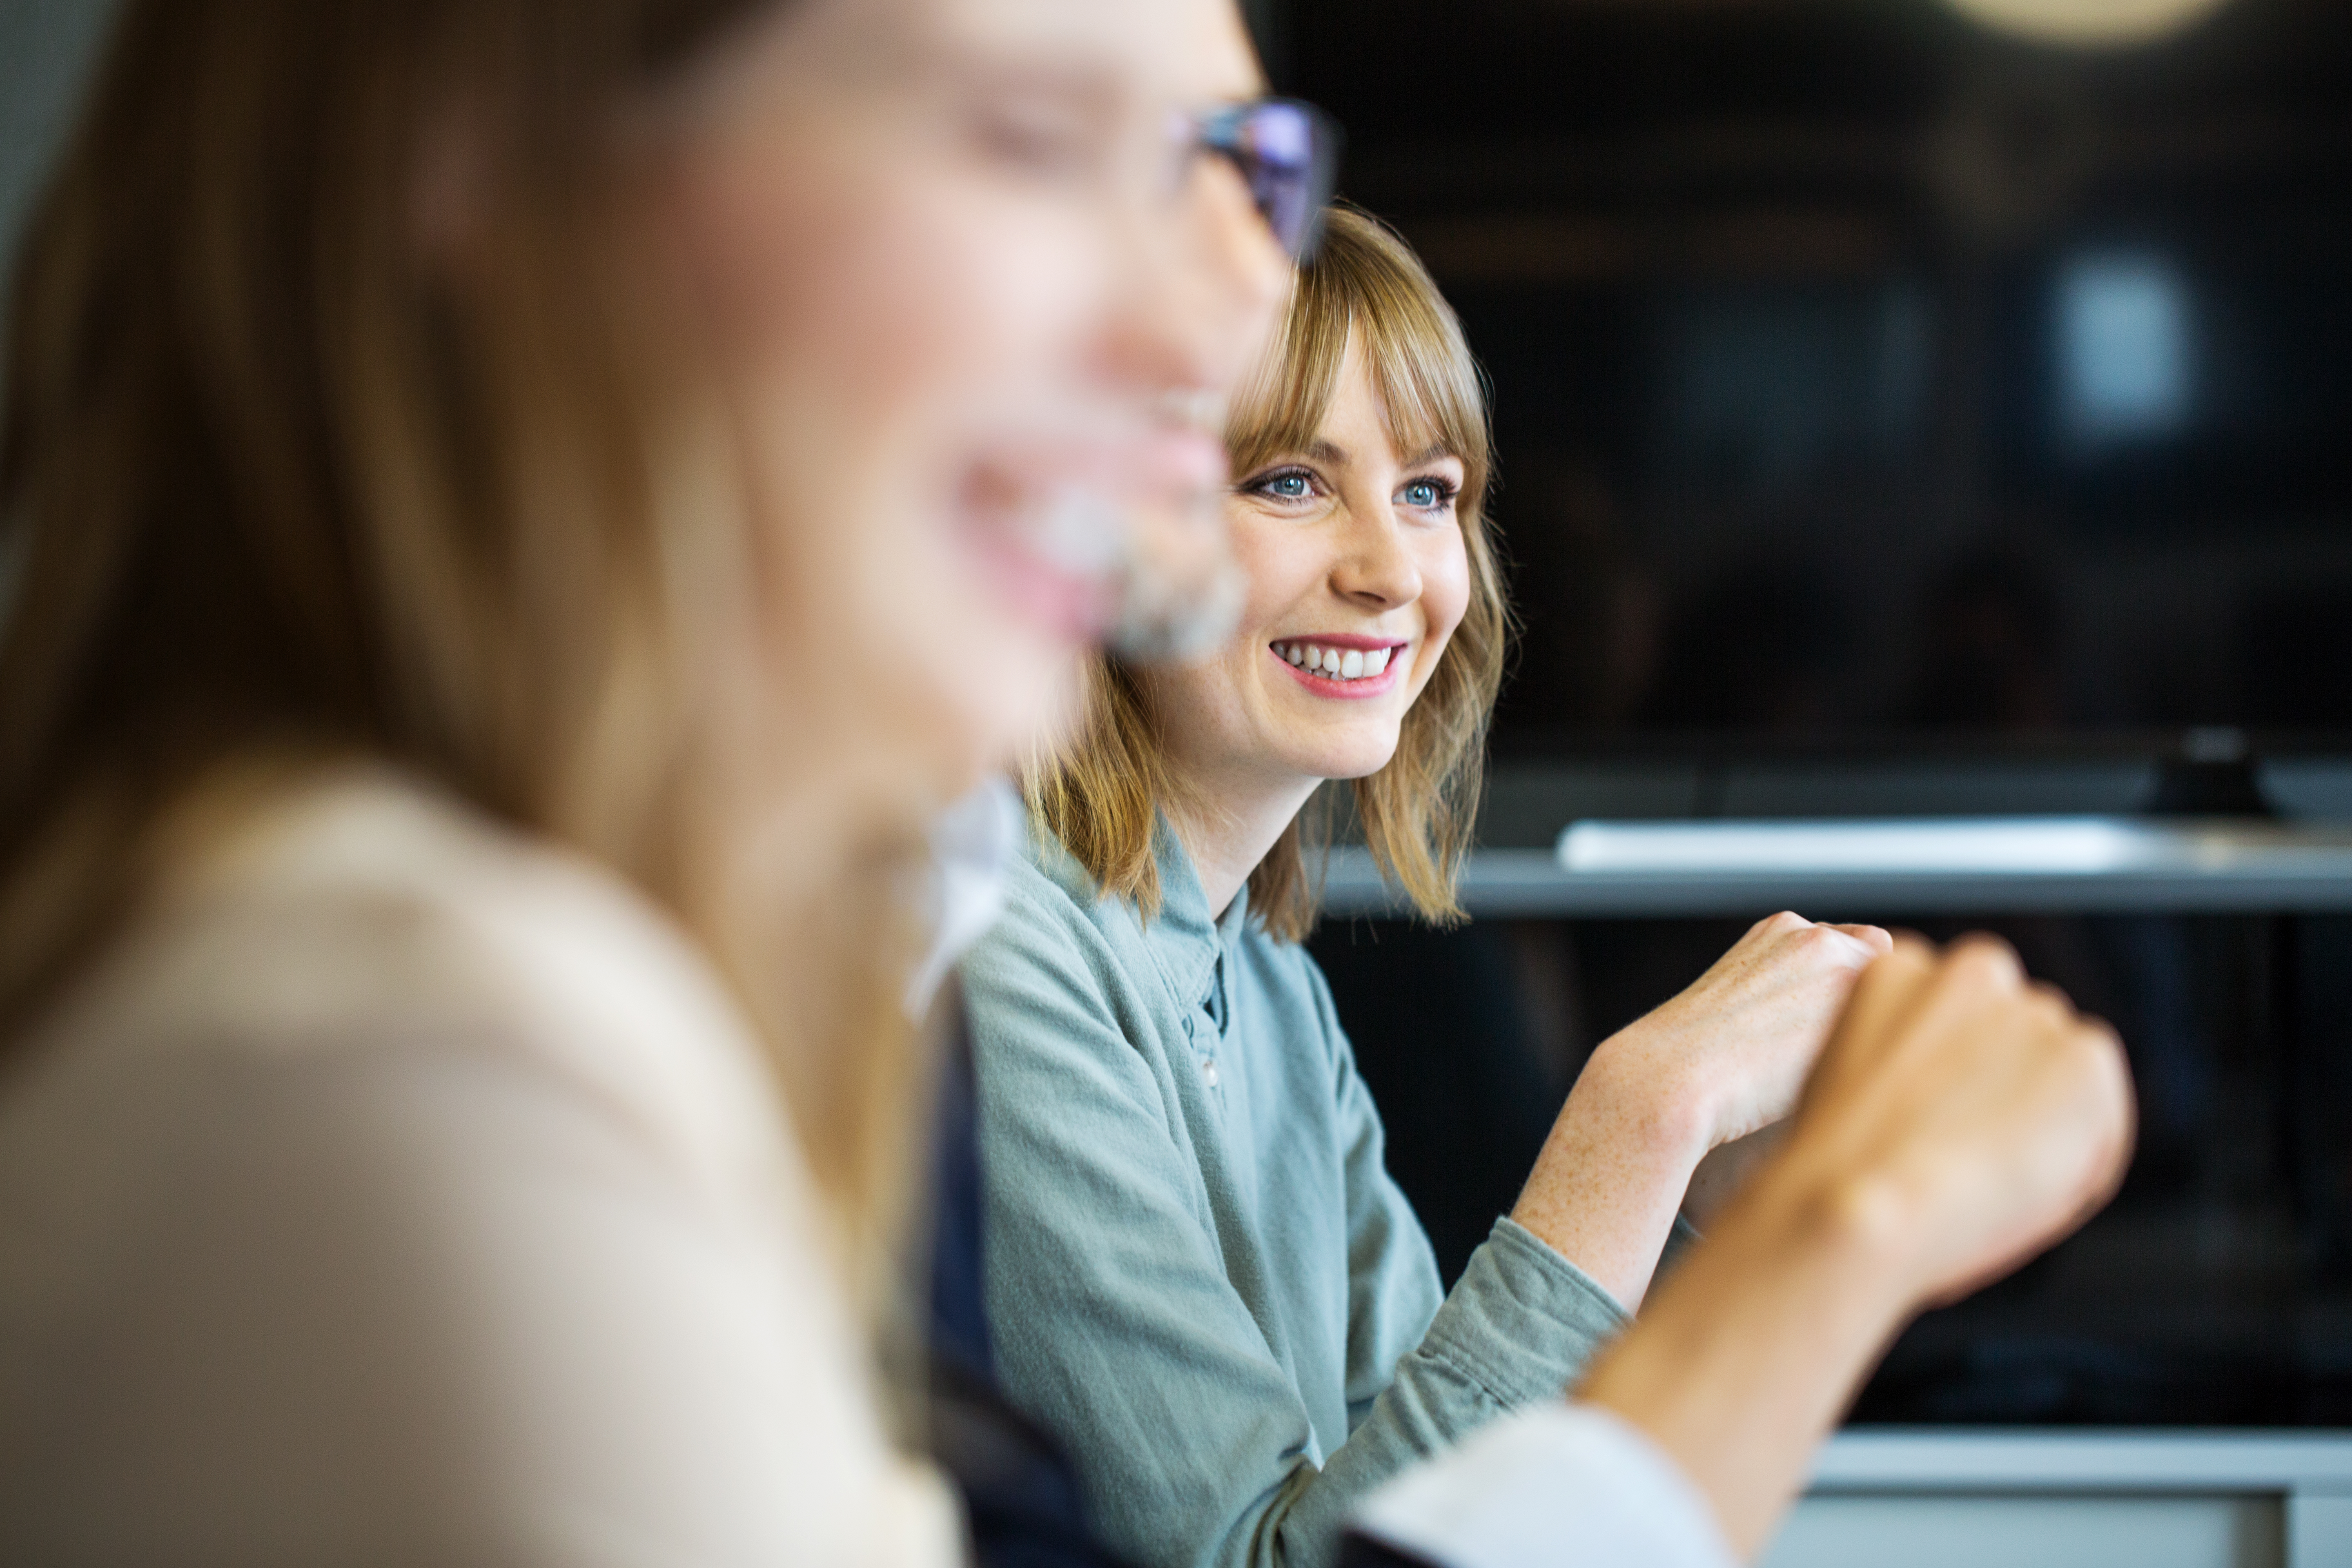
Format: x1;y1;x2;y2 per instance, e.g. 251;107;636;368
0;0;2132;1565
0;0;1292;1555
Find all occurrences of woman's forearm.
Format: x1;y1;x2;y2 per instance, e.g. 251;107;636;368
1510;914;1890;1311
1575;1170;1913;1557
1508;1029;1711;1311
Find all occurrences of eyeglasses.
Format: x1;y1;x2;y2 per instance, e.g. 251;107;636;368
1183;98;1343;261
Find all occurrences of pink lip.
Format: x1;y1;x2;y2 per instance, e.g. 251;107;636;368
1135;431;1230;494
1277;633;1402;651
951;425;1229;649
971;532;1116;645
1269;638;1410;701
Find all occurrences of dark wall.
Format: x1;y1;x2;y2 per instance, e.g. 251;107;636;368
1274;0;2352;745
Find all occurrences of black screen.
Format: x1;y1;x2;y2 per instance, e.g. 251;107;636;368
1316;909;2352;1427
1276;0;2352;744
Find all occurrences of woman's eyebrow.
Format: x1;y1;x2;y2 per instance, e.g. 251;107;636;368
1402;443;1456;467
920;42;1124;118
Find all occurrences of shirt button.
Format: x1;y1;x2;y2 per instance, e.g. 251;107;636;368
1202;1059;1221;1089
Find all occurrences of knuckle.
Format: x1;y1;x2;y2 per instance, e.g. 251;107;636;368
1886;931;1936;965
1949;934;2023;984
2024;984;2075;1029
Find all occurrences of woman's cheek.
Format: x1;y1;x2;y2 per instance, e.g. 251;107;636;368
1230;513;1327;632
935;187;1106;374
1424;531;1474;646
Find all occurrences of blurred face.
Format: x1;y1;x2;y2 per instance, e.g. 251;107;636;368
647;0;1290;813
1145;339;1472;798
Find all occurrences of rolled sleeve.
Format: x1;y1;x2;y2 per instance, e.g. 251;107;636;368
1413;1218;1628;1412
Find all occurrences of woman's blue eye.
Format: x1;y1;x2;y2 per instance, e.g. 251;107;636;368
1259;471;1313;500
1401;479;1453;509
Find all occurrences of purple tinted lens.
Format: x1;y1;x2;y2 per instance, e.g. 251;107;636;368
1215;100;1337;258
1247;101;1314;168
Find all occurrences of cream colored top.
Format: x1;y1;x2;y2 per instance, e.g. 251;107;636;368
0;773;961;1567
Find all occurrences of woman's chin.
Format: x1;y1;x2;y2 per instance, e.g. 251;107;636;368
1287;733;1405;786
917;635;1087;782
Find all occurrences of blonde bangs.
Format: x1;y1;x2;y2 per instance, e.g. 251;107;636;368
1228;218;1492;524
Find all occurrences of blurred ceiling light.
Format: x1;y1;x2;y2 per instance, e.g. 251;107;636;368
1944;0;2234;47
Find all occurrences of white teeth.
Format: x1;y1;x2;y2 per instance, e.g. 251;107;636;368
1275;641;1398;681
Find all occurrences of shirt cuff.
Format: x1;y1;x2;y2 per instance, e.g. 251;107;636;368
1417;1218;1629;1410
1659;1209;1704;1278
1349;1403;1739;1568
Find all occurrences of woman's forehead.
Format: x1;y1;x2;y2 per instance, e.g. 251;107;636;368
846;0;1264;103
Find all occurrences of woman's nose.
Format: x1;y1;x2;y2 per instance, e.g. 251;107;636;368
1100;158;1291;401
1334;506;1423;610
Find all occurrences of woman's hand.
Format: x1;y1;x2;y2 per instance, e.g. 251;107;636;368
1764;933;2136;1308
1578;934;2134;1558
1606;911;1894;1154
1508;913;1889;1310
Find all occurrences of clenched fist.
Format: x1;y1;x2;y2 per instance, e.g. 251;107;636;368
1579;933;2136;1558
1771;933;2135;1310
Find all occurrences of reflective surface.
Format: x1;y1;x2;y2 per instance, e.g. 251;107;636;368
1276;0;2352;741
1312;907;2352;1426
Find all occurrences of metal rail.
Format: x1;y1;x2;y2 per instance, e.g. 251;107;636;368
1319;818;2352;918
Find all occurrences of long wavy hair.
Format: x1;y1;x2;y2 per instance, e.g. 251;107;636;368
1027;206;1508;942
0;0;930;1300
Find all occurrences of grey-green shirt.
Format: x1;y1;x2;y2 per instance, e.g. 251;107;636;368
961;821;1630;1568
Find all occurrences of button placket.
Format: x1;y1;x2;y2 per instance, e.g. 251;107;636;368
1187;977;1225;1094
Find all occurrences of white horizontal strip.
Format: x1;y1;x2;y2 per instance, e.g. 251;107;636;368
1560;817;2165;878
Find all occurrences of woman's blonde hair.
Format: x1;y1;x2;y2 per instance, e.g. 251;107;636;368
0;0;928;1301
1027;206;1508;942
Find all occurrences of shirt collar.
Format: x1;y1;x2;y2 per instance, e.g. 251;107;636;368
904;777;1026;1018
1144;813;1250;1015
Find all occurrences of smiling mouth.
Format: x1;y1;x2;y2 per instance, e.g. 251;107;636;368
1271;638;1405;683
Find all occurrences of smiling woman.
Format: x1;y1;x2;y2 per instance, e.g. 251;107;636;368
961;207;1907;1568
1028;206;1504;940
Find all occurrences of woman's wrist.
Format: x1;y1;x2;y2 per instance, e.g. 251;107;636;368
1576;1160;1921;1557
1715;1155;1924;1332
1582;1014;1727;1167
1510;1033;1717;1310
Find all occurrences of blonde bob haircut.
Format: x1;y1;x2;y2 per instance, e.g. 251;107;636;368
1027;205;1508;943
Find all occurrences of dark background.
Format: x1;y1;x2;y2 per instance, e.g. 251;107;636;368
1314;908;2352;1427
1250;0;2352;1429
1256;0;2352;748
